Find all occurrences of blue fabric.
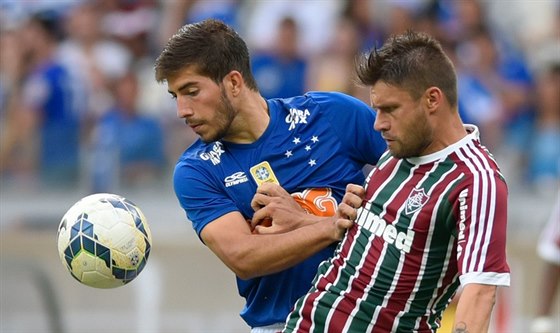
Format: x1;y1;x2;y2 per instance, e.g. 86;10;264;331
173;91;386;327
25;60;80;184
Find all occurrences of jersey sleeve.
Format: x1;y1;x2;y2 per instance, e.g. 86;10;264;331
308;92;386;165
453;171;510;287
173;158;238;241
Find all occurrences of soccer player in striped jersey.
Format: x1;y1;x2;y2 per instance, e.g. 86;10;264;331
278;30;511;332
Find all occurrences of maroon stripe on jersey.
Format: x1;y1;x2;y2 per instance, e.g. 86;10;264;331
371;163;466;332
470;141;505;273
455;143;493;274
468;142;508;274
296;292;319;332
328;234;382;330
364;158;400;202
448;140;509;277
464;142;493;272
381;163;435;222
316;223;361;291
297;225;367;332
328;160;426;329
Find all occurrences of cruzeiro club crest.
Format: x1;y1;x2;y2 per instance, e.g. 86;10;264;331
250;161;280;185
405;188;429;215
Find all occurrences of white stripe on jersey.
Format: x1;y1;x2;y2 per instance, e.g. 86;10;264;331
338;160;420;331
381;161;419;219
456;142;497;274
412;173;464;330
468;142;498;272
376;161;445;331
390;165;461;332
464;142;491;272
323;229;374;330
456;146;482;274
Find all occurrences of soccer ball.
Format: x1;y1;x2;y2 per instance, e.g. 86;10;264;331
57;193;152;288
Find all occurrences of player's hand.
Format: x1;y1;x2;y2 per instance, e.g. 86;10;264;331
250;182;309;234
331;184;365;239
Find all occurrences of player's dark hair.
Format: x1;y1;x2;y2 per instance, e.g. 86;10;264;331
357;30;457;107
154;19;258;91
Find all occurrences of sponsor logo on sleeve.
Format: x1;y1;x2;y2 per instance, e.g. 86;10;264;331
457;188;469;257
200;142;225;165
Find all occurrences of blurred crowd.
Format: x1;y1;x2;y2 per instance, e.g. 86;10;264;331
0;0;558;197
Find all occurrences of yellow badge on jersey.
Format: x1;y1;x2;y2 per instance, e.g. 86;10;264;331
250;161;280;185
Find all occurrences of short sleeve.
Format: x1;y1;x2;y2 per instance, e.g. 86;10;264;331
173;160;238;241
454;171;510;287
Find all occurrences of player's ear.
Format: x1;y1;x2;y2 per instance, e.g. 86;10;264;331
424;87;442;112
224;70;243;97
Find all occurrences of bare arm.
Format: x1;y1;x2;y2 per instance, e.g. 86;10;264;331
200;183;364;280
453;283;497;333
201;211;341;280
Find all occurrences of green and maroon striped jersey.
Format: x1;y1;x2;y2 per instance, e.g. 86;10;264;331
285;126;510;333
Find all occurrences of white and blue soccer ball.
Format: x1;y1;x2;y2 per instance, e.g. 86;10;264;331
57;193;152;289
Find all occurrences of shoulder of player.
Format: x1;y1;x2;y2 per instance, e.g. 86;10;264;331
305;91;370;110
176;140;225;165
173;142;223;185
271;91;369;112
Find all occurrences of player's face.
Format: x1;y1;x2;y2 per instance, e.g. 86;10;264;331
371;81;432;159
167;67;237;143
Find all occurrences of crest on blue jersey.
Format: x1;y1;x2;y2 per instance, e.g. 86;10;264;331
250;161;280;185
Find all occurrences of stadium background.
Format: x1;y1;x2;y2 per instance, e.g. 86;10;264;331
0;0;558;332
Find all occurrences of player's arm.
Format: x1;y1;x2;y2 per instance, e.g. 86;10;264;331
451;169;509;332
200;184;363;279
452;283;497;332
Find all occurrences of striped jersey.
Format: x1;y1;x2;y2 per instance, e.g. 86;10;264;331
284;125;510;333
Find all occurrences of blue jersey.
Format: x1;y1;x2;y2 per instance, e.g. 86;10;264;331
173;91;386;327
22;59;80;184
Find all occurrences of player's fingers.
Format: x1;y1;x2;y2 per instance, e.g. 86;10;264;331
338;202;358;220
346;183;365;199
342;190;364;209
256;182;290;197
251;192;271;212
336;218;354;229
334;218;353;240
253;224;280;235
250;207;270;228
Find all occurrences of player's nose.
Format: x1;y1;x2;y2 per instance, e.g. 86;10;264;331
176;96;194;118
374;113;389;132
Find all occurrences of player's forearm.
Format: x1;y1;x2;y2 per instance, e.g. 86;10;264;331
230;217;339;279
453;284;497;332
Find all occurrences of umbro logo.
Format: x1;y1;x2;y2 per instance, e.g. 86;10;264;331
224;172;249;187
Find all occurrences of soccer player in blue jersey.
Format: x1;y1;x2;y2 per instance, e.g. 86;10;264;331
154;19;386;332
